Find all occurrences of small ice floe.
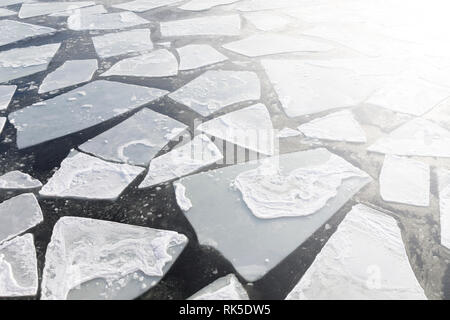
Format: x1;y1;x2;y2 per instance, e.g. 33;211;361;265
177;44;228;71
38;59;98;94
9;80;168;149
68;11;149;31
0;85;16;111
174;181;192;211
286;204;427;300
297;110;367;143
243;12;290;31
379;155;430;207
196;103;275;155
19;1;95;18
177;148;371;281
160;14;241;37
40;216;188;300
0;43;60;83
276;127;301;138
179;0;238;11
0;234;38;297
49;4;106;17
0;8;16;18
0;170;42;190
139;134;223;188
437;168;450;249
0;117;5;135
189;274;249;300
0;193;43;244
79;108;188;167
39;151;145;200
168;70;260;116
101;49;178;78
223;34;332;57
113;0;181;12
92;29;153;59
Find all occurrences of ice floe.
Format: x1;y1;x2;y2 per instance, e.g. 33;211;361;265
0;85;16;111
0;193;43;244
79;108;188;167
243;12;290;31
0;171;42;190
92;29;153;59
19;1;95;18
139;134;223;188
179;0;238;11
160;14;241;37
0;234;38;297
177;148;371;281
1;0;33;7
0;8;16;18
277;127;301;138
173;181;192;211
0;20;56;47
68;11;149;31
168;70;260;116
0;117;5;135
49;4;106;17
39;151;145;200
113;0;181;12
38;59;98;94
437;169;450;249
189;274;249;300
177;44;228;71
9;80;168;149
40;216;188;300
286;204;427;300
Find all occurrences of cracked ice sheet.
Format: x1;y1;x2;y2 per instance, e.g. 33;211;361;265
38;59;98;94
297;110;366;143
243;12;290;31
0;19;56;47
19;1;95;18
437;169;450;249
0;234;38;297
113;0;182;12
176;148;371;281
189;274;249;300
139;134;223;188
68;12;149;31
41;216;188;300
40;151;144;200
9;80;168;149
79;108;188;167
177;44;228;71
0;85;16;111
92;29;153;59
49;4;106;17
0;43;60;84
286;204;427;300
0;171;42;190
196;103;275;155
168;70;260;116
0;193;43;244
0;9;16;17
160;14;241;37
101;49;178;78
179;0;238;11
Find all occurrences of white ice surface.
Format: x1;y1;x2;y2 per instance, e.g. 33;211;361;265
0;8;16;18
92;29;153;59
19;1;95;18
243;12;290;31
235;0;302;12
179;0;238;11
68;11;149;31
277;127;301;138
113;0;182;12
160;14;241;37
177;44;228;71
0;85;16;111
189;274;249;300
0;171;42;190
49;4;106;16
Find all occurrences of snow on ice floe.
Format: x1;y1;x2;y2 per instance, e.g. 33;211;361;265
0;20;56;47
286;204;427;300
92;29;153;59
139;134;223;188
297;110;366;143
223;34;332;57
379;155;430;207
0;118;5;135
160;14;241;37
18;1;95;18
168;70;260;116
38;59;98;94
368;118;450;158
113;0;181;12
40;216;188;300
101;49;178;78
243;12;290;31
437;168;450;249
49;4;106;17
179;0;238;11
79;108;188;167
196;103;275;155
177;44;228;71
0;171;42;190
9;80;168;149
0;193;43;244
189;274;249;300
0;85;16;111
68;11;149;31
0;234;38;297
177;148;371;281
0;8;16;18
39;151;144;200
0;43;60;84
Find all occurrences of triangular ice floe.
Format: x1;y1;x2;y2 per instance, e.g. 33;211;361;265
0;170;42;190
189;274;249;300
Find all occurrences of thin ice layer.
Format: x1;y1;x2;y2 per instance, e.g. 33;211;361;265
0;43;60;84
113;0;181;12
139;134;223;188
177;148;372;281
179;0;238;11
160;14;241;37
0;193;43;244
0;85;16;111
92;29;153;59
79;108;188;167
39;151;144;200
68;12;149;31
177;44;228;71
41;216;188;300
189;274;249;300
243;12;290;31
286;204;427;300
0;234;38;297
168;70;260;116
9;80;168;149
196;103;275;155
0;171;42;190
38;59;98;94
19;1;95;18
101;49;178;78
437;168;450;249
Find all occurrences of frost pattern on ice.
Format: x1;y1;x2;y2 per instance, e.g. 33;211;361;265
160;15;241;37
0;171;42;190
19;1;95;18
92;29;153;59
0;85;16;111
0;20;54;47
177;44;228;71
179;0;238;11
438;169;450;249
113;0;182;12
189;274;249;300
68;12;149;31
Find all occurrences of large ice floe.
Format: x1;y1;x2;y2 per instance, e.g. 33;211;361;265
40;216;188;300
68;12;149;31
286;204;427;300
189;274;249;300
176;148;371;281
112;0;182;12
160;14;241;37
0;20;56;47
168;70;260;116
18;1;95;18
39;151;144;200
0;171;42;190
79;108;188;167
177;44;228;71
0;234;38;297
0;193;43;244
180;0;238;11
9;80;168;149
0;85;16;111
437;169;450;249
92;29;153;59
